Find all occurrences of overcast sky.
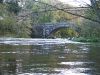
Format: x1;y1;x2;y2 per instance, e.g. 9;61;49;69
58;0;91;7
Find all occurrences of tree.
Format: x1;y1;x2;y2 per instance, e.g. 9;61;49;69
34;0;100;23
7;1;21;14
0;1;32;37
89;0;100;20
0;0;3;3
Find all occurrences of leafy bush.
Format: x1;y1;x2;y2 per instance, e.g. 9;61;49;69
73;37;100;42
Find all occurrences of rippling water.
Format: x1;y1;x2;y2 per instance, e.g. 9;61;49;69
0;38;100;75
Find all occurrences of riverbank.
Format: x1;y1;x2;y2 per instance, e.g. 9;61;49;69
73;37;100;42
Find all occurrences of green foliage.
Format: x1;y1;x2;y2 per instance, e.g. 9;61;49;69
90;0;100;20
52;10;74;22
54;28;78;38
0;4;17;37
73;37;100;42
0;3;32;38
85;9;99;22
0;4;8;16
7;1;21;14
77;0;100;42
0;17;32;37
0;16;17;37
0;0;3;3
79;8;100;39
26;0;75;24
16;20;32;38
31;2;53;23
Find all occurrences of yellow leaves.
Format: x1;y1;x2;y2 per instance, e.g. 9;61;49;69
52;10;76;22
54;28;78;38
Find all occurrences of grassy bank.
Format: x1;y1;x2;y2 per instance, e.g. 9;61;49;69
73;37;100;42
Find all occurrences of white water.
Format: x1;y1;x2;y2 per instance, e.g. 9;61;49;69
0;38;82;45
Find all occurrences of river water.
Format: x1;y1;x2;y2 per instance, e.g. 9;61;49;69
0;38;100;75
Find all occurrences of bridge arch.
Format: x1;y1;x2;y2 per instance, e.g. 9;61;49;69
47;26;78;38
47;27;69;37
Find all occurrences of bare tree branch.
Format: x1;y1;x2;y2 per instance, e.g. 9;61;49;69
34;0;100;23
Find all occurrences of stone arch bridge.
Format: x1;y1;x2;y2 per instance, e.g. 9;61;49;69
32;22;78;38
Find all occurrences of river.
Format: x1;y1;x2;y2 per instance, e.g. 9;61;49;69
0;38;100;75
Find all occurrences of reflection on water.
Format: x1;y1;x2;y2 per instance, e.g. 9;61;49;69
0;39;100;75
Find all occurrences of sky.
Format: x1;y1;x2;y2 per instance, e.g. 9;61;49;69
58;0;91;7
